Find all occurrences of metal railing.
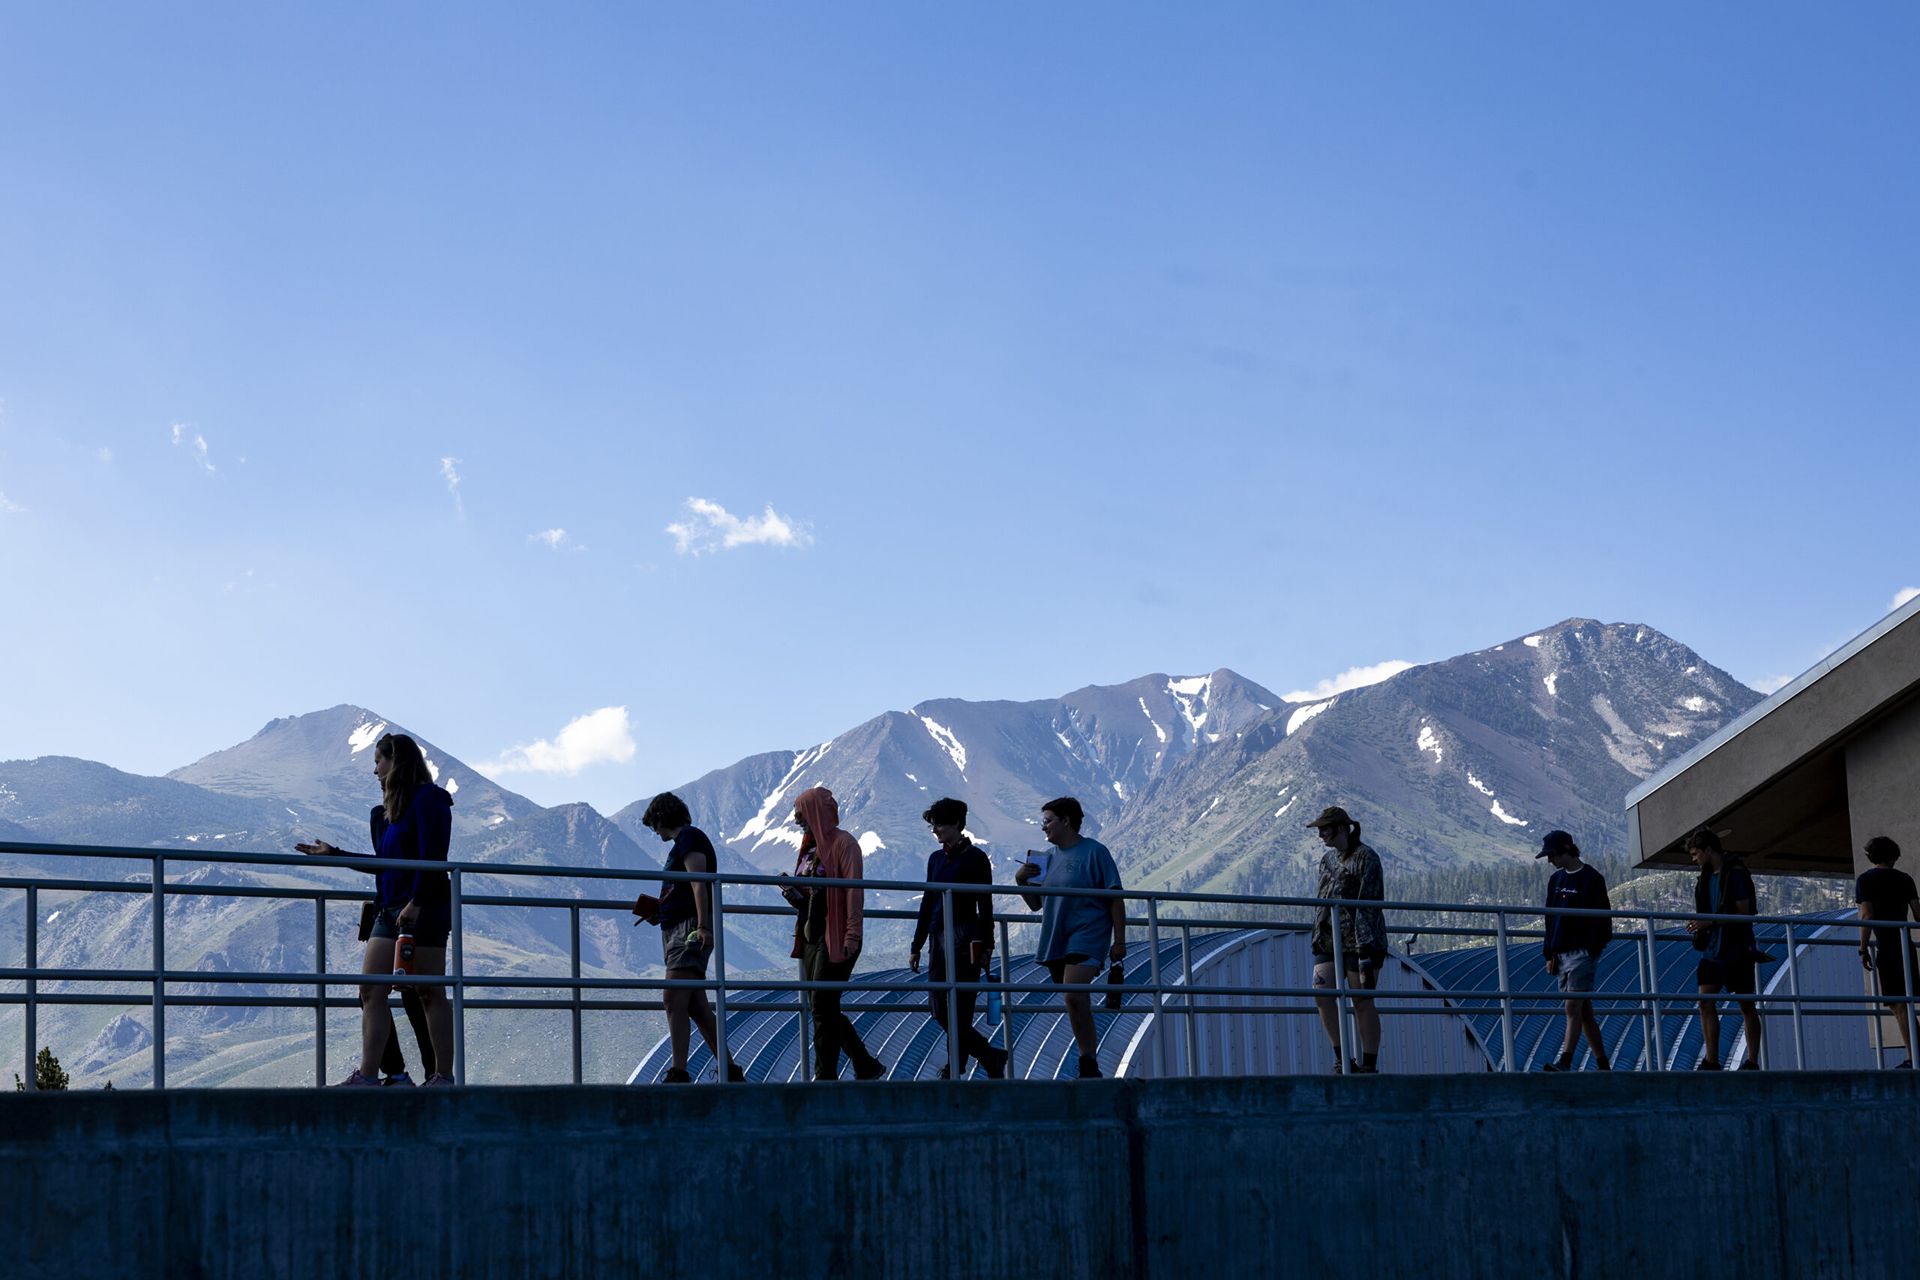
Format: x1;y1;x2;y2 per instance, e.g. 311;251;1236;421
1;839;1911;1088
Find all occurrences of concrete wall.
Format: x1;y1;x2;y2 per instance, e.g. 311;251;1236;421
4;1076;1917;1280
1845;697;1920;880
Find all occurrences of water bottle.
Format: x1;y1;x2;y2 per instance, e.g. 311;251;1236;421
986;959;1003;1025
393;932;416;976
1103;960;1124;1010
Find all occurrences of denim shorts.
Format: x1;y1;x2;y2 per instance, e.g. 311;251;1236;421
662;916;713;973
369;905;450;949
1554;951;1597;994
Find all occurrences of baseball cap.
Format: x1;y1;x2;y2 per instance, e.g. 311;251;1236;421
1307;806;1353;830
1536;829;1577;859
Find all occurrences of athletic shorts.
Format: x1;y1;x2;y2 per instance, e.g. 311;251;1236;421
1044;953;1092;984
662;916;713;973
369;904;450;949
1554;951;1598;994
1696;956;1756;996
1874;941;1917;999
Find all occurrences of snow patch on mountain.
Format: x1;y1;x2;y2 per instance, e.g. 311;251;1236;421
1523;635;1544;648
1417;723;1443;762
1112;781;1127;800
1275;798;1295;818
1466;772;1495;797
1167;675;1211;737
1680;695;1711;713
918;715;969;774
1054;730;1074;753
1286;701;1332;736
857;831;885;856
734;742;833;848
348;720;388;754
1138;698;1168;745
1491;801;1528;826
1544;672;1558;697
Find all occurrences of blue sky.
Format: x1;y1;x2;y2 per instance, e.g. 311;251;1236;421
1;4;1915;811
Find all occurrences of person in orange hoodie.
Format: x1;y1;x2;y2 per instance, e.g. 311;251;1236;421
782;786;886;1080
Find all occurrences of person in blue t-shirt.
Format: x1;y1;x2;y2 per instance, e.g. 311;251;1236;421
1686;827;1764;1070
1855;835;1920;1068
297;732;457;1087
638;792;744;1083
1015;796;1126;1079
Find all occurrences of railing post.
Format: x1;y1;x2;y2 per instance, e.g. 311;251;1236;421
450;868;465;1085
1642;915;1666;1071
314;896;328;1087
569;905;583;1086
24;885;37;1092
1180;923;1198;1077
998;918;1017;1078
941;887;961;1078
151;853;166;1090
1902;921;1918;1068
711;874;729;1083
1493;910;1516;1073
1142;896;1164;1077
1634;934;1653;1071
1329;894;1353;1072
1784;923;1805;1071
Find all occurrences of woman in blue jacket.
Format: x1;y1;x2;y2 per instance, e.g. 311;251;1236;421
298;732;457;1086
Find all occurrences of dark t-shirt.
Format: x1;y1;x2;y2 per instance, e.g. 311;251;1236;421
1542;864;1611;958
1697;861;1757;961
1856;866;1919;951
659;826;716;928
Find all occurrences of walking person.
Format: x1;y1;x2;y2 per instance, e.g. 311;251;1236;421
636;792;745;1083
782;786;885;1080
1856;836;1920;1069
1306;806;1388;1074
1014;796;1125;1080
1687;828;1764;1070
296;732;457;1087
909;797;1008;1080
360;899;436;1086
1536;830;1613;1072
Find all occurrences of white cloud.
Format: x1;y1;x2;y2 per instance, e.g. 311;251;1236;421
440;456;463;514
170;422;214;473
529;528;584;552
478;706;638;777
93;447;113;464
667;497;813;556
1750;674;1794;695
0;491;23;515
1283;659;1415;703
1892;587;1920;612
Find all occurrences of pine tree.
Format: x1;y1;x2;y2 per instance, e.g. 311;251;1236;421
13;1047;71;1091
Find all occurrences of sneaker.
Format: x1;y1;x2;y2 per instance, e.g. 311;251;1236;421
1077;1053;1102;1079
381;1072;417;1088
1347;1059;1379;1075
662;1067;693;1084
1894;1060;1913;1070
1695;1059;1723;1072
937;1065;952;1080
1539;1059;1571;1074
726;1061;747;1083
422;1073;457;1087
1737;1060;1760;1071
852;1058;887;1081
978;1046;1009;1080
332;1069;383;1089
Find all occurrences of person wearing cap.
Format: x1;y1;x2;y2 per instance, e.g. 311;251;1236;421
1536;830;1613;1072
1686;828;1764;1070
1306;806;1388;1074
1855;835;1919;1068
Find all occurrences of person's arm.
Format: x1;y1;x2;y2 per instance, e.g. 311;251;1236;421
840;842;864;959
399;791;452;928
1541;882;1557;964
685;847;714;944
1592;875;1614;956
909;857;936;964
1860;901;1875;961
1014;856;1043;911
1102;847;1127;960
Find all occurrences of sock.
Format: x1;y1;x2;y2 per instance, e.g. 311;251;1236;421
1361;1052;1378;1069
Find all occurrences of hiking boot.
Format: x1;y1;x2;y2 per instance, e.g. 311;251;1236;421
663;1067;693;1084
1077;1053;1102;1079
852;1057;887;1081
332;1069;383;1089
381;1072;417;1088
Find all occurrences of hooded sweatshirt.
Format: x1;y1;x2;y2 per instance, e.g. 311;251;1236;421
790;786;865;964
355;782;454;911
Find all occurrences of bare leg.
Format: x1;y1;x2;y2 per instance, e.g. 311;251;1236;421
1352;967;1381;1056
1060;963;1100;1055
411;945;454;1079
1697;988;1721;1065
1559;1001;1584;1058
664;966;711;1070
1578;1003;1608;1063
359;937;396;1077
1739;1001;1764;1067
1313;962;1342;1048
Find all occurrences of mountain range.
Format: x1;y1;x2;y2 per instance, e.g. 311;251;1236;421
0;617;1760;1087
